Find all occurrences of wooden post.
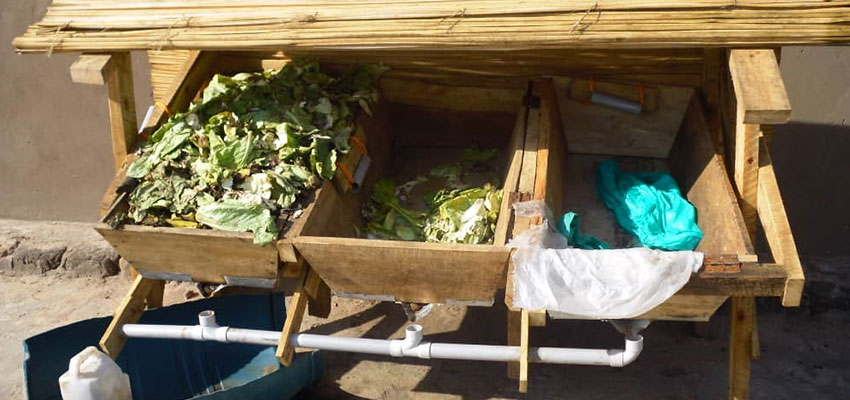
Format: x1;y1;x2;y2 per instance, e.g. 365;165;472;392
105;53;138;171
276;266;322;366
69;52;138;171
725;49;791;400
729;296;755;400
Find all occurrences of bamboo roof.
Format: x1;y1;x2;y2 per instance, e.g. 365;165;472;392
13;0;850;54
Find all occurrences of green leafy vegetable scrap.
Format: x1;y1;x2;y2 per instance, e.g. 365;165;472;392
124;59;386;245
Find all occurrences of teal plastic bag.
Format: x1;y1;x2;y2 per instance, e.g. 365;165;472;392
596;160;703;251
557;212;612;250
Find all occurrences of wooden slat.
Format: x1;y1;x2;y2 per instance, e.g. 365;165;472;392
145;280;165;308
13;2;850;54
277;267;311;366
758;139;805;307
105;52;138;171
729;296;755;400
728;50;791;124
493;106;529;246
519;310;530;393
733;108;761;238
69;54;112;85
95;224;279;284
671;96;756;258
381;77;524;113
99;275;160;358
293;237;509;304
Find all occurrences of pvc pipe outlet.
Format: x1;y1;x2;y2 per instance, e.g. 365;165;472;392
121;311;645;368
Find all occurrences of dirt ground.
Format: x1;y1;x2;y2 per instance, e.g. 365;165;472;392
2;270;849;400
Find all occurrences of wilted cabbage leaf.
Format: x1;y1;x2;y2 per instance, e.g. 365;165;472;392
423;184;502;244
195;200;279;245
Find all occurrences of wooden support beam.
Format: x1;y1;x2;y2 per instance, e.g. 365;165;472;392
507;310;521;380
145;279;166;308
69;54;113;85
758;139;805;307
733;118;760;238
105;52;138;171
518;310;530;393
728;50;791;125
99;275;161;358
276;267;318;366
729;296;755;400
307;276;332;318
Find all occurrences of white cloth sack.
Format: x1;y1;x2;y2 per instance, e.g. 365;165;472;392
508;201;703;320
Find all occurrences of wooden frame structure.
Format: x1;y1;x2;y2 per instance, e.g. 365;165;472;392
66;46;803;399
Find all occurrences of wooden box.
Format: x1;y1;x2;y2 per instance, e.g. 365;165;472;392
95;54;361;287
290;79;535;305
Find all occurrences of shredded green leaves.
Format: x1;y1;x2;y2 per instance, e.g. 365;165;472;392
362;149;503;245
125;59;385;245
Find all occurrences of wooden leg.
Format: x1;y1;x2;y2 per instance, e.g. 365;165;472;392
730;296;755;400
507;309;530;393
519;310;530;393
145;279;166;308
100;275;161;358
276;268;310;366
307;277;332;318
507;309;521;379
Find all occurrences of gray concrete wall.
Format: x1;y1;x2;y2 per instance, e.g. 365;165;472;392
0;1;847;256
0;0;151;222
774;46;850;256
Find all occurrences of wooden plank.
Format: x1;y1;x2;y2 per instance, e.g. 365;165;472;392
145;280;165;308
728;50;791;124
519;310;530;393
105;52;138;171
536;79;569;218
293;237;509;304
507;310;521;379
69;54;112;85
734;119;761;238
553;77;694;158
730;296;755;400
702;48;723;114
277;268;310;366
638;294;727;322
15;3;850;54
758;139;805;307
671;96;756;258
307;273;332;318
492;106;528;246
381;77;524;113
95;224;279;284
99;275;160;358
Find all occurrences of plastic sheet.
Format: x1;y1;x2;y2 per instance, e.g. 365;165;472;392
508;201;703;319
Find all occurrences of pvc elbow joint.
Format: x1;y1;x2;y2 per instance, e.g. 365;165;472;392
608;334;644;367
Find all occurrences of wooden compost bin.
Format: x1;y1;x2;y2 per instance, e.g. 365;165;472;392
506;79;759;322
95;53;346;287
291;80;534;306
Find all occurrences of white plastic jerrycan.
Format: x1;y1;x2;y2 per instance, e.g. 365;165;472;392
58;346;132;400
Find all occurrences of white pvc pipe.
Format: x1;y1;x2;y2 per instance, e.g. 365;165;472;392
121;311;644;367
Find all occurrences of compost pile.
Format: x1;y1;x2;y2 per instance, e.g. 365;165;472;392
362;149;502;244
123;59;385;245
